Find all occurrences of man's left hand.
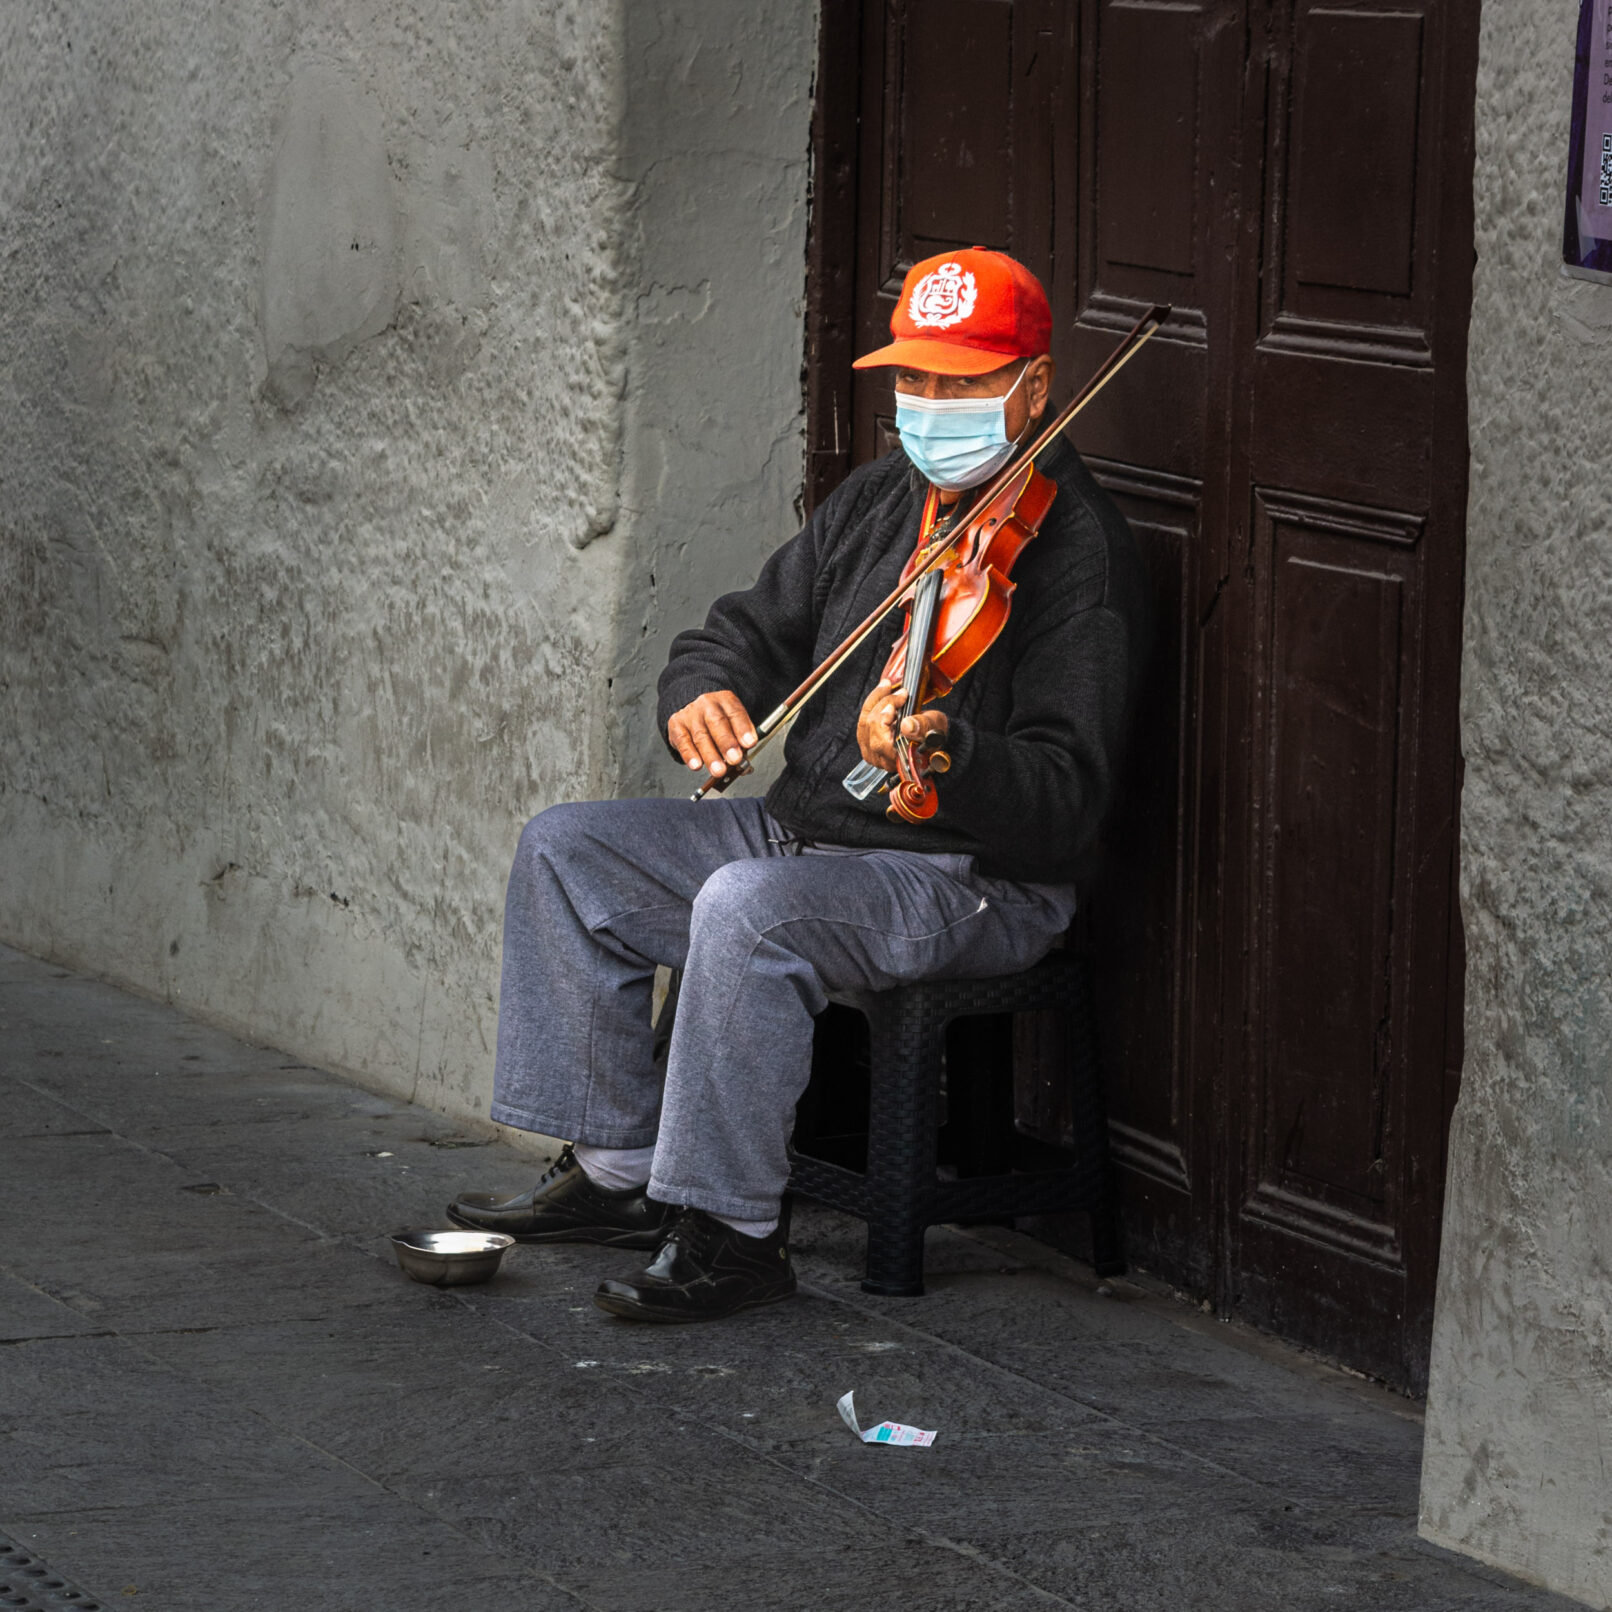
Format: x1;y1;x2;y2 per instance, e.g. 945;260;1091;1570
856;680;949;773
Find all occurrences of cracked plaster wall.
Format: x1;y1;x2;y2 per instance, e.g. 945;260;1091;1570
0;2;815;1125
1420;2;1612;1604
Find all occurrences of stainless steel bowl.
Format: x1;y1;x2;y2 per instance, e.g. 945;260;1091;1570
389;1227;515;1286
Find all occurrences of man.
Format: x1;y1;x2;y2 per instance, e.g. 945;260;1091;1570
449;248;1150;1322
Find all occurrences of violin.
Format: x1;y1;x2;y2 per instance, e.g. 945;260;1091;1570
691;303;1170;808
850;462;1057;822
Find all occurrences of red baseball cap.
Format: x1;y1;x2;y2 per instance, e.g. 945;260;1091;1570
853;248;1052;376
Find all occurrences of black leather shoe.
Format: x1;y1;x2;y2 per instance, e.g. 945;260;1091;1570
593;1205;796;1322
446;1146;671;1248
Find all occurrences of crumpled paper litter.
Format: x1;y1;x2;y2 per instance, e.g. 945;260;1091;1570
837;1390;937;1447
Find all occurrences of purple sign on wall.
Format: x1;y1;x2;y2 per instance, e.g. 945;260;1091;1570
1566;0;1612;276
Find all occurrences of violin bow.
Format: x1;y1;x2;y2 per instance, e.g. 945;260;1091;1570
692;301;1172;801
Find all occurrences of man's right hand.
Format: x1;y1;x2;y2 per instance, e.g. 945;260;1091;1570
668;690;758;779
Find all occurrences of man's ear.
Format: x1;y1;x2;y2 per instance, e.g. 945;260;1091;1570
1027;353;1055;422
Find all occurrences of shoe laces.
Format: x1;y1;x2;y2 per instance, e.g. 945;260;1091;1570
536;1145;577;1191
660;1205;717;1261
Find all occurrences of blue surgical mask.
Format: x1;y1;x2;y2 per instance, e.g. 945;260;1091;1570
894;362;1030;491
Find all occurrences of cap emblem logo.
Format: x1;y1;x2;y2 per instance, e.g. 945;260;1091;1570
907;261;977;330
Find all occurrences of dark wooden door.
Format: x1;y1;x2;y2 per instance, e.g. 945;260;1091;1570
806;0;1477;1391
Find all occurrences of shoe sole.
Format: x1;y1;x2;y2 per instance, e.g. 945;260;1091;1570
590;1283;798;1324
445;1206;663;1250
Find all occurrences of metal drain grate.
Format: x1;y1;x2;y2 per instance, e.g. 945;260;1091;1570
0;1532;104;1610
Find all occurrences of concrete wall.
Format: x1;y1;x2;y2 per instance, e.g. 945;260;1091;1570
613;3;817;798
1421;2;1612;1604
0;2;816;1124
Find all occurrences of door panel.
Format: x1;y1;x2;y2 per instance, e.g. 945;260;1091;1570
1265;3;1440;352
1250;356;1434;507
903;1;1017;253
806;0;1475;1390
1094;3;1203;283
851;0;1062;468
1248;493;1424;1256
1287;12;1425;300
1085;463;1208;1283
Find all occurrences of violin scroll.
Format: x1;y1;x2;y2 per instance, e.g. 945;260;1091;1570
880;725;949;823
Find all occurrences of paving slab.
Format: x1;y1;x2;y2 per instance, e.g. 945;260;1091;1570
0;1274;106;1344
0;942;1583;1611
4;1500;579;1612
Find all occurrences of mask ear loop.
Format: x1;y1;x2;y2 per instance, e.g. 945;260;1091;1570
1002;357;1036;440
964;359;1037;563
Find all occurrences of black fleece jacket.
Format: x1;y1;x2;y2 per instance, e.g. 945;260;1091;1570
657;438;1151;884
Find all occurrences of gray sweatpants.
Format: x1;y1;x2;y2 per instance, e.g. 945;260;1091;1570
490;796;1076;1221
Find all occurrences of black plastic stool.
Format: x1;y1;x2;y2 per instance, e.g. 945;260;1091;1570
788;950;1125;1295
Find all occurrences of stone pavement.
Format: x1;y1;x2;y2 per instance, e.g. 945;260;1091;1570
0;942;1581;1612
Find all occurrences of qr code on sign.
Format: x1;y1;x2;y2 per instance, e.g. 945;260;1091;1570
1600;134;1612;207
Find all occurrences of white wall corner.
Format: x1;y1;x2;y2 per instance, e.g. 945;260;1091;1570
1421;3;1612;1605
